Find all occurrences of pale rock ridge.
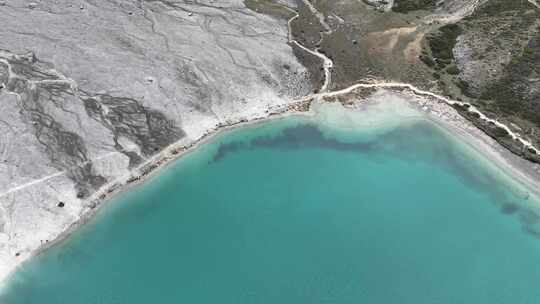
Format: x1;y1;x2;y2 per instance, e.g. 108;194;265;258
0;0;311;283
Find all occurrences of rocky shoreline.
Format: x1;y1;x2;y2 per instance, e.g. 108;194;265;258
2;0;540;290
3;84;540;288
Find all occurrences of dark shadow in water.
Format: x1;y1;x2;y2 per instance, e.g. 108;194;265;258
211;124;377;164
214;123;502;202
519;209;540;238
213;142;247;163
501;202;521;215
251;124;377;152
210;122;540;239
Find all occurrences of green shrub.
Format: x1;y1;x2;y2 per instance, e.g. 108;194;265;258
446;65;460;75
419;54;435;67
392;0;437;13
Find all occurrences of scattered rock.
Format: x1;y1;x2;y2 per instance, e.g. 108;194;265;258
57;202;65;208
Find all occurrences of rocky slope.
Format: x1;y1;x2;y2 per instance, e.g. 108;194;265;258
1;0;539;282
0;0;311;277
286;0;539;163
419;0;540;162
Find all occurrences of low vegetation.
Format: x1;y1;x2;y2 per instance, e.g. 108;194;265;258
415;0;540;161
480;27;540;128
244;0;294;20
392;0;437;13
425;24;462;70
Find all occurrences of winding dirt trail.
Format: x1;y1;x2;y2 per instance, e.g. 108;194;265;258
282;1;540;155
0;0;538;288
299;0;332;34
298;82;540;155
285;6;333;92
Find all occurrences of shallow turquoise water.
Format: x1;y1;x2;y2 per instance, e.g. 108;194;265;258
2;116;540;303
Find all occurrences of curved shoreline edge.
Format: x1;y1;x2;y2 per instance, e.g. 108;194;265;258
2;86;540;291
2;0;540;290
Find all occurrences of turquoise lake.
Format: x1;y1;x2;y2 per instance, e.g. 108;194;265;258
2;109;540;303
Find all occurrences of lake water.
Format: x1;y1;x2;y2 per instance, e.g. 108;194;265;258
2;103;540;303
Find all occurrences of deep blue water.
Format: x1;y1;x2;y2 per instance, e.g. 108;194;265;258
2;117;540;303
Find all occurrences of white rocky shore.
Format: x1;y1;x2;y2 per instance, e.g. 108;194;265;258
1;0;540;288
0;0;311;284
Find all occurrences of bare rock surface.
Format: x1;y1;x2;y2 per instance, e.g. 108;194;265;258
1;0;539;284
0;0;311;277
